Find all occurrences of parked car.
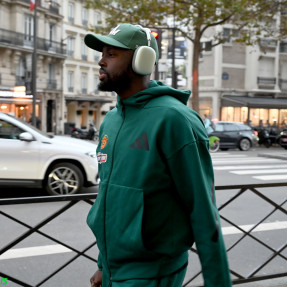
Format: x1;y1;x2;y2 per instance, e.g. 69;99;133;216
278;128;287;149
209;121;258;151
0;112;98;195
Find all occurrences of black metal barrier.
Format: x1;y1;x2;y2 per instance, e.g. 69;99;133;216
0;183;286;286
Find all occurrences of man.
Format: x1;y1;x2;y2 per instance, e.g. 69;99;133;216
84;23;231;287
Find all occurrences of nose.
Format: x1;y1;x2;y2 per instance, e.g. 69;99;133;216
98;56;105;67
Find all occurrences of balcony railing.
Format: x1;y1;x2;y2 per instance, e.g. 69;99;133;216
260;39;277;49
67;50;74;57
0;28;66;57
280;42;287;53
257;77;276;89
280;79;287;91
47;79;57;90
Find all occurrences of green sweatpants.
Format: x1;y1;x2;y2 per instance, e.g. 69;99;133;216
102;265;187;287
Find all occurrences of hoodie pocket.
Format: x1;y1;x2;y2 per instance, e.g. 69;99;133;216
105;183;146;261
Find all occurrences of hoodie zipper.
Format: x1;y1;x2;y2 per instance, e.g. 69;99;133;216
104;100;126;283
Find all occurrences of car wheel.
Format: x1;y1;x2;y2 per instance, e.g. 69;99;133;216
239;138;251;151
45;163;84;195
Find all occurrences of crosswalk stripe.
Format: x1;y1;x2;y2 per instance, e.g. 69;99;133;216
253;175;287;180
230;169;287;175
212;158;282;164
222;221;287;235
214;164;287;170
0;244;71;260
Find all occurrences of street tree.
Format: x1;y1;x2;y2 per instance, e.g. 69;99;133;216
86;0;287;113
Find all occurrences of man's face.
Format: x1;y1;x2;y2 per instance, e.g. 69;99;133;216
98;46;134;94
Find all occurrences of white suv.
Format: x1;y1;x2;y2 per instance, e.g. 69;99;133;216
0;112;98;195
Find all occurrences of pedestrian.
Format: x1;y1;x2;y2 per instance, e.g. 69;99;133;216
28;113;41;129
84;23;231;287
203;113;214;134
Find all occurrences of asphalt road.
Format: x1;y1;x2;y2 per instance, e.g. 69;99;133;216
1;146;287;287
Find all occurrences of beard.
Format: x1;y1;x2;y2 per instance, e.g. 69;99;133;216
98;66;133;94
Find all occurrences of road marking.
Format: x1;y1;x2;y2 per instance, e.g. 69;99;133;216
214;164;287;170
222;221;287;235
212;158;282;164
230;169;287;175
1;222;287;260
211;154;247;158
0;244;72;260
253;174;287;180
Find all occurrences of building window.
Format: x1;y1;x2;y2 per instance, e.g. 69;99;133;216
24;15;34;43
67;37;74;57
199;41;212;58
82;8;88;27
68;2;74;24
68;71;74;92
94;74;99;94
81;41;87;60
47;63;56;89
223;28;239;43
94;11;101;27
94;51;100;62
81;73;87;94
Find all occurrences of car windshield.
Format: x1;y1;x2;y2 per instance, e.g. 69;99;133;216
6;114;53;138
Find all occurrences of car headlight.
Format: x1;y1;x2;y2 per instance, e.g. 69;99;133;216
86;151;97;158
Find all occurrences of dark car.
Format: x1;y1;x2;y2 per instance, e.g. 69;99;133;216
278;128;287;149
209;121;258;151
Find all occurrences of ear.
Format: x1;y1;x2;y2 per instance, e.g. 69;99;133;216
132;46;156;75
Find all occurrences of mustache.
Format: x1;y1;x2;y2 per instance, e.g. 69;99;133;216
99;68;108;74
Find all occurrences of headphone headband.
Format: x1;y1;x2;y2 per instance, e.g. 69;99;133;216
135;25;151;47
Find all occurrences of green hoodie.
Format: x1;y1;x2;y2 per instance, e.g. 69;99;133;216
87;80;231;286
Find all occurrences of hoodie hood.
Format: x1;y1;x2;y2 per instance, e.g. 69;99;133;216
117;80;191;108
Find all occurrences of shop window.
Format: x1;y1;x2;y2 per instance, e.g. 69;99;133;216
279;109;287;127
269;109;279;126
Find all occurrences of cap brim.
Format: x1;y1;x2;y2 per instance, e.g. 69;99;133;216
84;33;130;52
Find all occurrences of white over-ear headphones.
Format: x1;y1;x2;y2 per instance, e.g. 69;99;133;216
132;25;156;76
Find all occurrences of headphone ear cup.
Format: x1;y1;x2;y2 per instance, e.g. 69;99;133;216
132;46;156;75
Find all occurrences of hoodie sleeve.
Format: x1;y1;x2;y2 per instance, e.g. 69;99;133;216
161;109;231;287
166;140;231;287
97;252;103;271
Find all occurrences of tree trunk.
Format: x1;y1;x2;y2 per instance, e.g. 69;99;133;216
191;28;201;113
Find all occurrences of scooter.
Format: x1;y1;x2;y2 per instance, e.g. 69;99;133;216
254;127;272;148
71;123;99;142
278;129;287;149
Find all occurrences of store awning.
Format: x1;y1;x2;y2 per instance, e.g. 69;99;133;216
222;95;287;109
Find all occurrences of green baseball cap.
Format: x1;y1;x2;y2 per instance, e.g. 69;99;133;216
84;23;159;62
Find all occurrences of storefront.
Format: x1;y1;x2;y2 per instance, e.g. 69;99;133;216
0;90;40;122
221;95;287;128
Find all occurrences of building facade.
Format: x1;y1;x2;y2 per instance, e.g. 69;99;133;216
0;0;115;134
187;19;287;129
62;0;114;133
0;0;65;132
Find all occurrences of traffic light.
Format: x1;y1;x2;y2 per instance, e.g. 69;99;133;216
151;29;162;59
